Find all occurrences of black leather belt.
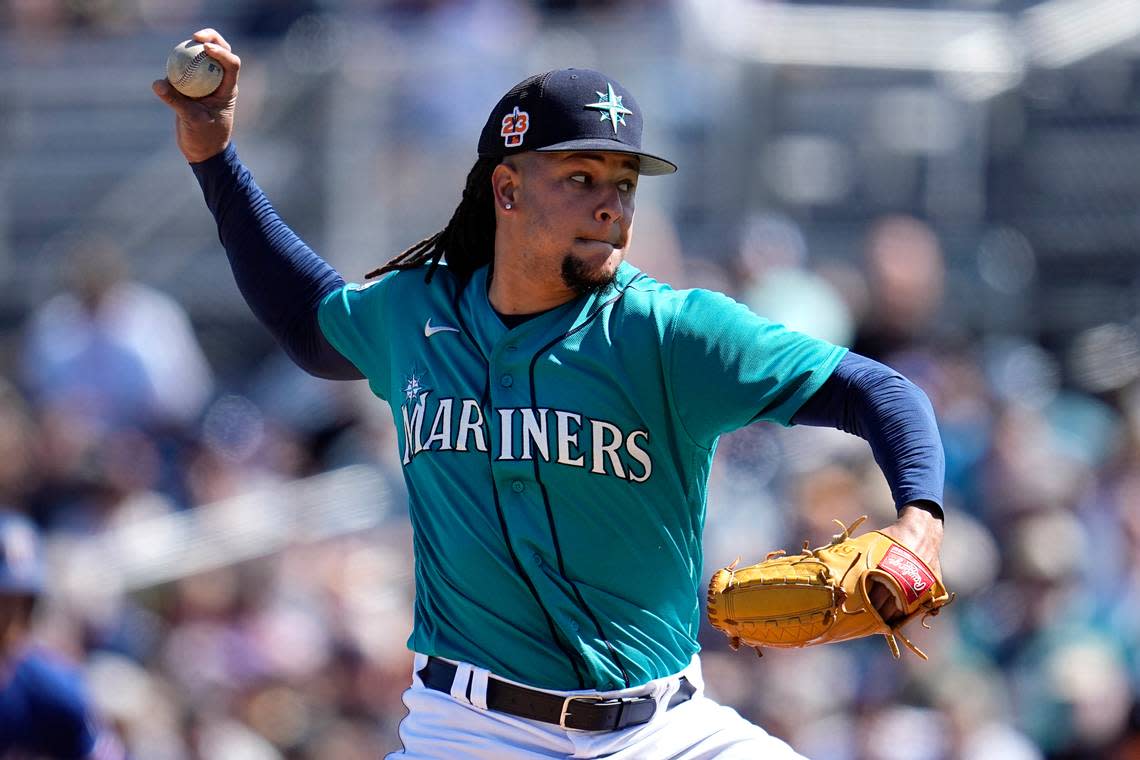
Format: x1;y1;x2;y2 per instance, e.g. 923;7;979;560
418;656;697;732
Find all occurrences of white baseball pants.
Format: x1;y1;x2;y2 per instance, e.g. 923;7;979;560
386;653;808;759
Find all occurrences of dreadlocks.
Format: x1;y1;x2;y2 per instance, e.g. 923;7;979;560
365;156;500;284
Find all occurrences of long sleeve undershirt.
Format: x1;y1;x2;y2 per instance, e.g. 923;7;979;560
192;144;944;516
191;143;361;380
791;352;945;517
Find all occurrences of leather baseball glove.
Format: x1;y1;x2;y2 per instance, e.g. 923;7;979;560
707;516;952;659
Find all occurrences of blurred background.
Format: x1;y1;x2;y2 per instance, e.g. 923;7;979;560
1;0;1139;758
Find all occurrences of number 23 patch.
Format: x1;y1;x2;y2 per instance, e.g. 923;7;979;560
501;107;529;148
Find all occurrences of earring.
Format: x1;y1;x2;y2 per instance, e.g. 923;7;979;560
505;203;513;210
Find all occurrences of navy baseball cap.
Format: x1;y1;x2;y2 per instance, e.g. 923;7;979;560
477;68;677;176
0;511;43;596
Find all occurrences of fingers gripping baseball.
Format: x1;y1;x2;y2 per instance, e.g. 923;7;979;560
193;28;232;50
152;28;241;164
191;28;240;95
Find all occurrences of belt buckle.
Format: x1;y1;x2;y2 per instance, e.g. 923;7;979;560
559;695;606;730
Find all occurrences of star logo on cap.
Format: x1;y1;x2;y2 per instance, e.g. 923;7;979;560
584;83;633;134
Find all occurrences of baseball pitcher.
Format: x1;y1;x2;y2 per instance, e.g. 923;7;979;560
154;29;949;759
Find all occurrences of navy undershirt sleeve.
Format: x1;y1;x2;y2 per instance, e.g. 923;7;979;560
791;351;945;519
191;144;363;380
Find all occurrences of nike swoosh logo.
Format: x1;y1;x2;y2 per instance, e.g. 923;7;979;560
424;318;460;337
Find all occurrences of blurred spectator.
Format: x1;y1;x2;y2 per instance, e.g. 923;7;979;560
736;212;855;346
21;235;214;432
0;509;124;758
852;215;946;362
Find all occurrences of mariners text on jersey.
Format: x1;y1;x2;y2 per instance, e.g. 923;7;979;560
400;394;653;482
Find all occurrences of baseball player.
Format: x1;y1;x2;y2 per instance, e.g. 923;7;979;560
154;29;946;759
0;511;123;759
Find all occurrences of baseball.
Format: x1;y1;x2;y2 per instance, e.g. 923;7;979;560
165;40;223;98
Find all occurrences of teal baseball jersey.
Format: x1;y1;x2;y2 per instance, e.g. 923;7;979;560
318;261;847;691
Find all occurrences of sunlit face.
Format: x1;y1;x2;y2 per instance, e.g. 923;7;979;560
502;151;639;296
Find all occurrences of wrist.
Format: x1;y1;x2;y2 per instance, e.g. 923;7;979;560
899;499;943;523
896;503;944;539
187;141;232;166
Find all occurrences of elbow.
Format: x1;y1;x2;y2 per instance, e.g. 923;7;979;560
901;376;939;428
283;343;364;381
277;321;364;381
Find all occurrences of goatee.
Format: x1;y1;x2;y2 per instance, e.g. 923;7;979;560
561;255;618;296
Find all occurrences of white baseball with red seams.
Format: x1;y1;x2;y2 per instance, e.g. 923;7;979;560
165;40;223;98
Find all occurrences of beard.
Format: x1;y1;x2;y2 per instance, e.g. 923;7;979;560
561;252;621;296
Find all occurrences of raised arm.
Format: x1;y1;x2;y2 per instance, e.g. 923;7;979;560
152;29;361;380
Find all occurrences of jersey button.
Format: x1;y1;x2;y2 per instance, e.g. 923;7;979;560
570;620;580;632
500;374;514;388
531;551;542;566
511;480;525;493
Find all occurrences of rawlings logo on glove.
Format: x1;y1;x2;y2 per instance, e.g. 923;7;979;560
878;545;935;600
707;516;953;659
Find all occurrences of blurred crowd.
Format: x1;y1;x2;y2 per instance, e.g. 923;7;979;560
1;234;417;758
0;211;1134;759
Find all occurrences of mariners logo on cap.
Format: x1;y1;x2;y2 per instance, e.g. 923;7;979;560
500;106;530;148
584;83;633;134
